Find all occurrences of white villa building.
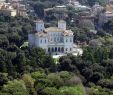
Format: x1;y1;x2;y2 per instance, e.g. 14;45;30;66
28;20;74;55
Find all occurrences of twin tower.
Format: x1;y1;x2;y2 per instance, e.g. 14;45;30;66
35;20;67;32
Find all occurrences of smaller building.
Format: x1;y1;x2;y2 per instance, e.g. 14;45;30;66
92;2;104;16
68;0;91;11
44;5;68;20
10;0;28;17
98;4;113;27
16;4;27;17
0;2;17;16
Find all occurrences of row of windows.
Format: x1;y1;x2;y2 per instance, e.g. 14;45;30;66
49;33;62;36
40;39;47;43
53;37;63;42
65;48;72;51
40;38;73;43
48;47;64;52
66;38;73;42
48;47;72;52
49;38;72;43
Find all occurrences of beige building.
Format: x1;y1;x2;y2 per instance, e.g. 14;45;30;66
0;2;27;17
106;4;113;12
0;2;17;16
16;4;27;17
11;0;28;17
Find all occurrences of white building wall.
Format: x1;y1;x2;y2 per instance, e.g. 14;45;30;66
58;21;66;30
34;35;39;47
28;34;35;47
48;32;63;43
36;21;45;32
28;33;74;54
11;10;17;16
38;37;48;53
64;36;73;53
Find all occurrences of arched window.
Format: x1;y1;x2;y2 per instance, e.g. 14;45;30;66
48;48;50;52
70;38;72;42
45;39;46;43
55;47;57;52
57;37;59;42
66;48;68;51
70;48;72;51
66;39;68;42
52;47;54;52
58;47;60;52
60;37;63;42
61;47;64;52
40;39;42;43
54;37;56;42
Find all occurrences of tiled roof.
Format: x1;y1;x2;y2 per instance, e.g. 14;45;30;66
35;32;47;37
106;4;113;12
63;30;73;36
34;27;73;37
45;27;64;32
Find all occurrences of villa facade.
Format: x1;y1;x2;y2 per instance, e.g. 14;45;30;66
28;20;74;55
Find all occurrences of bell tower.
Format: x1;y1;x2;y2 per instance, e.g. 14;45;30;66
35;20;45;32
58;20;66;30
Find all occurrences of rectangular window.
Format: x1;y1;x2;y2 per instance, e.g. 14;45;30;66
57;37;59;42
40;39;42;43
54;38;56;42
70;48;72;51
70;38;72;42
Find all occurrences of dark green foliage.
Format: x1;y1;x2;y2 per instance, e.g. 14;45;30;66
30;0;67;19
85;0;107;6
0;80;29;95
33;71;85;95
103;20;113;35
97;79;113;89
25;47;56;72
0;73;8;87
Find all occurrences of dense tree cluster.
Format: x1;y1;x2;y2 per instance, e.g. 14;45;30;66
29;0;68;18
